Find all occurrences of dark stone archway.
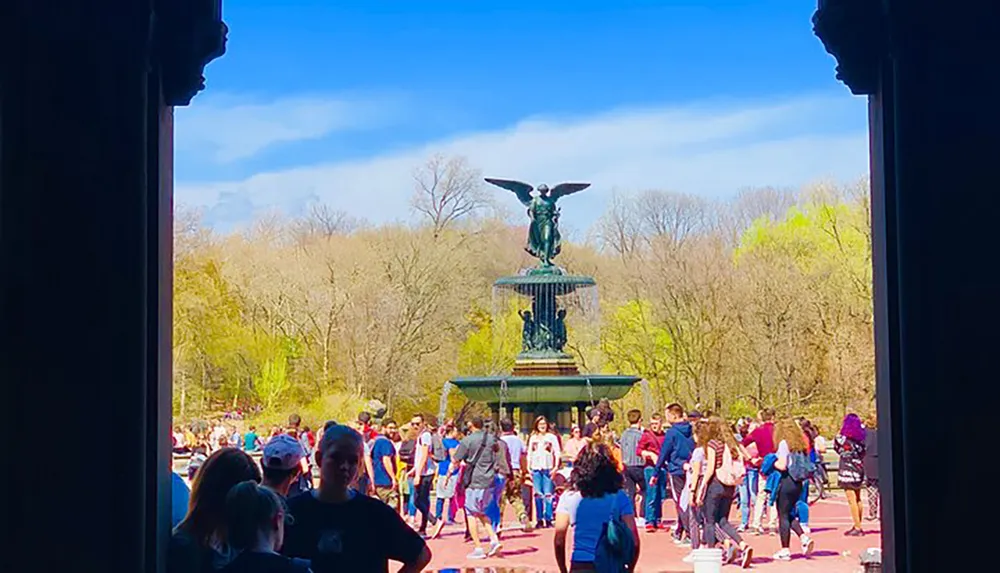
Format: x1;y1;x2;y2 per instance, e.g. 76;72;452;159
4;1;999;571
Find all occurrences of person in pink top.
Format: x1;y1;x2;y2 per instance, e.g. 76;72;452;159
562;424;587;465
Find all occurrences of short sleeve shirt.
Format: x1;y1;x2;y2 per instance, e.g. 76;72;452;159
417;432;436;476
283;491;426;573
500;435;526;470
370;436;397;487
555;490;633;563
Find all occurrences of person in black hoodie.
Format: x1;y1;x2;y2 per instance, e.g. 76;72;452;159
652;403;695;544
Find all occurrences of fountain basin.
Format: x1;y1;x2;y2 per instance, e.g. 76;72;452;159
450;374;640;404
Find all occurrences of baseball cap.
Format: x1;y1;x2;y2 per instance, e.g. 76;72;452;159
262;434;305;470
687;411;703;420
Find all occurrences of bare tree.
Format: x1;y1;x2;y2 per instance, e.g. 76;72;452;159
293;203;359;242
594;192;644;260
411;154;491;237
636;190;708;248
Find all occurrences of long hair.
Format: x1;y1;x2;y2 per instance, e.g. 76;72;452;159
571;442;623;498
693;419;711;450
177;448;262;547
225;481;284;551
839;413;866;443
773;418;809;453
706;416;743;460
531;415;549;435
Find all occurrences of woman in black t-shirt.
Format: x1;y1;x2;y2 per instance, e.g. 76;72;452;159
283;424;431;573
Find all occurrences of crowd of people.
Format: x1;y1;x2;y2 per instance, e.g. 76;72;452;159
168;403;880;573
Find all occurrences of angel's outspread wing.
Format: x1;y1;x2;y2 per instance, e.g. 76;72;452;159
485;178;534;206
549;182;591;199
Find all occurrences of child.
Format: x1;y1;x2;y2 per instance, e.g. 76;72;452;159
219;481;312;573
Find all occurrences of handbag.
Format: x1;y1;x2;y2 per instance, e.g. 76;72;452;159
593;493;636;573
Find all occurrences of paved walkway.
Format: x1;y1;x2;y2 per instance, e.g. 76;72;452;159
424;494;881;572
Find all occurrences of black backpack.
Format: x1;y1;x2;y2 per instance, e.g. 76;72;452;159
398;439;416;466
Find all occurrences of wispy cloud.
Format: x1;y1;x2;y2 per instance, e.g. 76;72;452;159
174;92;406;163
176;94;869;230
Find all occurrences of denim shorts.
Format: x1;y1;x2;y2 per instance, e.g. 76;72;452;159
464;485;494;516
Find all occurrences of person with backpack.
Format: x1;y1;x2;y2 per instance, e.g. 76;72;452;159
693;416;754;569
771;418;816;561
432;421;461;529
834;413;867;536
553;441;639;573
397;424;418;524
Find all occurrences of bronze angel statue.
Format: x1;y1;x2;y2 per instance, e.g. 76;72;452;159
485;178;590;267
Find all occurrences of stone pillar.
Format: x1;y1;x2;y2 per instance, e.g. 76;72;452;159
576;402;588;429
814;2;999;571
2;3;224;572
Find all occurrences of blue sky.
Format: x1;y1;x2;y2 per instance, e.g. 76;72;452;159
175;1;869;231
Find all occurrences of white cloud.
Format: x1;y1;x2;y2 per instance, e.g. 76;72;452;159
174;92;405;163
176;94;870;230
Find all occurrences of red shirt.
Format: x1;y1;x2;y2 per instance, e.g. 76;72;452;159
637;429;666;466
742;422;775;468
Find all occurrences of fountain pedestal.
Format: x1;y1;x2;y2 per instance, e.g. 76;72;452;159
448;180;641;434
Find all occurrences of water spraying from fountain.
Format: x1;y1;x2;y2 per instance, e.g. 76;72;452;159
639;379;654;418
438;381;454;425
499;378;509;413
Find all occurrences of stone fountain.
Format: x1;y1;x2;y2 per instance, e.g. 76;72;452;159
449;178;640;433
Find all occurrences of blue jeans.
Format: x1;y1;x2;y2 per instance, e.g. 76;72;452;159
643;467;666;525
406;477;416;517
532;469;554;522
739;468;759;527
796;480;810;526
487;475;503;529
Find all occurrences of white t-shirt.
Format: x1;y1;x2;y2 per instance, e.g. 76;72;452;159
556;490;634;563
501;434;526;470
777;439;790;466
417;431;436;476
528;433;561;471
681;447;705;511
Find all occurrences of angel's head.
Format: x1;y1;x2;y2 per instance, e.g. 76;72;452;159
536;184;550;196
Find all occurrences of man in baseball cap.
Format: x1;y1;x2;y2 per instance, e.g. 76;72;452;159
261;434;306;497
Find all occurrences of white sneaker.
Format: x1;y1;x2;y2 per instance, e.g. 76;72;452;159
467;548;487;559
487;541;503;557
773;548;791;561
801;535;815;557
682;552;695;564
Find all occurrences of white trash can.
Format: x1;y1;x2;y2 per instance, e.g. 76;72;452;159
691;547;723;573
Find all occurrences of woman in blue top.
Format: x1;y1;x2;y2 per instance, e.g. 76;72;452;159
553;441;640;573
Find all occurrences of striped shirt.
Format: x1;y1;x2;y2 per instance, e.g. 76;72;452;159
620;427;644;467
707;439;725;470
